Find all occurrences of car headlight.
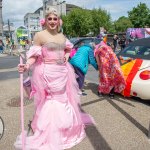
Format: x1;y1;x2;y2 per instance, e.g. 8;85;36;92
139;70;150;80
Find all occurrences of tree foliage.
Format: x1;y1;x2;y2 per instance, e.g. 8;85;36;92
90;8;112;35
62;8;92;37
62;3;150;37
62;8;112;37
114;16;133;32
128;3;150;27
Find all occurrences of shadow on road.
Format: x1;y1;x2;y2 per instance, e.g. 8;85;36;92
85;126;112;150
83;82;98;95
80;106;112;150
113;95;135;107
107;100;149;137
81;98;105;107
131;97;150;106
82;82;149;138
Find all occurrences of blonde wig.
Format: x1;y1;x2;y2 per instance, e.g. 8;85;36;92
45;8;61;32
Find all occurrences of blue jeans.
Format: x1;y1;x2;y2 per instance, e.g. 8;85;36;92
73;67;85;89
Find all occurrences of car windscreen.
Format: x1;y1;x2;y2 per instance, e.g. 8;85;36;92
70;38;80;44
119;45;150;60
74;38;93;48
94;38;101;45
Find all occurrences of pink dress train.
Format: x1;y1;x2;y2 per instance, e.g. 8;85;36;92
14;41;94;150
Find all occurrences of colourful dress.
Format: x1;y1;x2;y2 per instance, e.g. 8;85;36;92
14;40;93;150
95;42;126;94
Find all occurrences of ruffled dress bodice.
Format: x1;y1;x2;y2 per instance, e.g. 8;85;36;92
42;42;66;61
26;39;73;62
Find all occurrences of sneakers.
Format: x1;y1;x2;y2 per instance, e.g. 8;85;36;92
82;92;87;96
97;91;115;99
109;88;115;99
97;91;103;97
109;93;114;99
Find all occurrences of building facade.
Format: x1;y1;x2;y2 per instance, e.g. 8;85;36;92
24;7;44;39
43;0;66;17
24;13;41;32
24;0;80;39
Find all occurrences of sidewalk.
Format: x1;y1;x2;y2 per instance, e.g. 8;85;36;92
2;48;26;57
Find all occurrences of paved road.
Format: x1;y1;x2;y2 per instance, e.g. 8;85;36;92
86;65;99;83
0;54;150;150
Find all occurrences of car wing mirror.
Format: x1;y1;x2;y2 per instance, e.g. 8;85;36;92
0;117;4;140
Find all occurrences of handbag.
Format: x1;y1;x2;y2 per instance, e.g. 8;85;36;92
23;72;31;99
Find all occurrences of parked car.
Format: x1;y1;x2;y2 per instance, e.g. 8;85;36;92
69;37;80;44
117;38;150;100
70;37;101;48
69;37;102;58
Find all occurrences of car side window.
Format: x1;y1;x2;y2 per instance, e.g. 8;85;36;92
94;38;101;45
124;46;136;55
74;40;84;48
74;39;92;48
82;39;92;44
144;47;150;56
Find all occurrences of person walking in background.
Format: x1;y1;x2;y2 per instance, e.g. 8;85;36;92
6;37;10;50
11;39;15;50
97;27;107;43
112;34;118;52
118;35;126;51
69;43;98;90
144;28;150;38
94;41;126;99
15;8;94;150
0;40;4;54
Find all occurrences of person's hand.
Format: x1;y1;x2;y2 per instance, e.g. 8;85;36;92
64;54;70;63
18;63;30;73
64;56;68;62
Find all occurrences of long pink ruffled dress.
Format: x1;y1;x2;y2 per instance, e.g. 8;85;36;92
14;41;93;150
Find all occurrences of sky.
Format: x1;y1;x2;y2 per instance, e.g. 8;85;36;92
2;0;150;27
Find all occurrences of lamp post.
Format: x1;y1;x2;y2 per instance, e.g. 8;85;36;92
36;17;39;31
0;0;3;39
43;0;49;17
8;19;12;41
59;1;66;16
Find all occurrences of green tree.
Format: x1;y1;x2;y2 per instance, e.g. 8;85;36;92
114;16;133;32
62;8;112;37
90;8;112;35
63;8;92;37
128;3;150;27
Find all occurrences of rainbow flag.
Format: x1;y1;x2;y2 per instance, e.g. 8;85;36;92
121;59;143;97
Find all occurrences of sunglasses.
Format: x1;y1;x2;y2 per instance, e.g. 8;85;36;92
47;17;58;21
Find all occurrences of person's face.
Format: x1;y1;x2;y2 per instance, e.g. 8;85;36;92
46;14;59;31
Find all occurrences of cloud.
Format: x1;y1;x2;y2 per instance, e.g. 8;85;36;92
2;0;150;27
2;0;42;27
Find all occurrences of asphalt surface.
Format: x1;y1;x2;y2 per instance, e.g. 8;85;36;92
0;53;150;150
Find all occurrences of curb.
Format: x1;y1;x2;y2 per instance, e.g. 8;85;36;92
3;49;25;56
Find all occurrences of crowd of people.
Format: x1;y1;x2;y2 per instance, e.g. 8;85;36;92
0;37;32;55
112;34;126;52
15;8;126;150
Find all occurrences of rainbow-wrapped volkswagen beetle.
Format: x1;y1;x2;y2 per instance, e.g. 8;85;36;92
117;38;150;100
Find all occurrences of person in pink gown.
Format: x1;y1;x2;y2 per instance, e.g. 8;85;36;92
15;8;94;150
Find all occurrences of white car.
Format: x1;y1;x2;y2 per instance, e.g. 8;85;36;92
117;38;150;100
